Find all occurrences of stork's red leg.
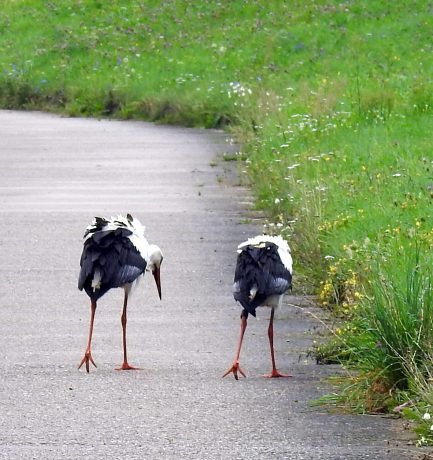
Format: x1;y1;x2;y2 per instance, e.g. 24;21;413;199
223;314;247;380
115;292;141;371
263;307;291;378
78;300;98;372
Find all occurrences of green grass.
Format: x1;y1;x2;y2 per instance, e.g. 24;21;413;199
1;0;433;441
315;253;433;440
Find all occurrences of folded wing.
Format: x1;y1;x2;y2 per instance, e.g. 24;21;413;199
233;242;292;316
78;227;147;299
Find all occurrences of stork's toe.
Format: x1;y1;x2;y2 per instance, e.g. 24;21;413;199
263;369;291;378
115;362;142;371
222;362;246;380
78;351;97;373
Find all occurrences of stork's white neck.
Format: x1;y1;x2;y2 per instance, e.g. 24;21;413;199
146;244;163;271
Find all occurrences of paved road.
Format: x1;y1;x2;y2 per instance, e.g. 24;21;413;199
0;110;424;459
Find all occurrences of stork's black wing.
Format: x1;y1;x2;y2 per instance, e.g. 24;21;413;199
78;228;147;300
233;243;292;316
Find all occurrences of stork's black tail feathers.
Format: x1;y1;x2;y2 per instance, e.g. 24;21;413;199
233;242;292;317
78;227;146;300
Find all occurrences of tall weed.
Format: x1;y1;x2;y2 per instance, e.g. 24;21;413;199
318;250;433;414
360;252;433;389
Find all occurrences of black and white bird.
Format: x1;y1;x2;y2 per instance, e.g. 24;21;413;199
223;235;293;380
77;214;163;372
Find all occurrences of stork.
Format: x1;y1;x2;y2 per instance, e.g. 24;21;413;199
223;235;293;380
77;214;163;372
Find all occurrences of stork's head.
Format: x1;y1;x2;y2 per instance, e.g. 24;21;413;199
147;244;163;300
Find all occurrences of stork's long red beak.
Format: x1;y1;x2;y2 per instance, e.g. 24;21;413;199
153;267;162;300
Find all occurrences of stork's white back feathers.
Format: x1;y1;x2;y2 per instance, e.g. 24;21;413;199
237;234;293;273
79;214;163;301
84;214;149;262
233;234;293;317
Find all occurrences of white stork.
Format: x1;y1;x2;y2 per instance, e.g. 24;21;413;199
223;235;293;380
77;214;163;372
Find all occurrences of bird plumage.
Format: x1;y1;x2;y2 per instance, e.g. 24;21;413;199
236;234;292;272
233;235;292;317
78;214;149;300
224;234;293;379
77;213;163;372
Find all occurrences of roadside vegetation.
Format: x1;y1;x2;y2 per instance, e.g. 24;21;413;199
1;0;432;444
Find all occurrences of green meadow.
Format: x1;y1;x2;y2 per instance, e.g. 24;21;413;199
1;0;433;443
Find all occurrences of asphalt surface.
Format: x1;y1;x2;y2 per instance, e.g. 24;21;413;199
0;110;426;459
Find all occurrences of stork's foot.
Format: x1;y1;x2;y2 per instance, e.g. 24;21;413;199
115;362;142;371
78;351;97;373
222;362;246;380
263;369;291;378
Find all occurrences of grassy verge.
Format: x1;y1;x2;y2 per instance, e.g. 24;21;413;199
1;0;433;442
